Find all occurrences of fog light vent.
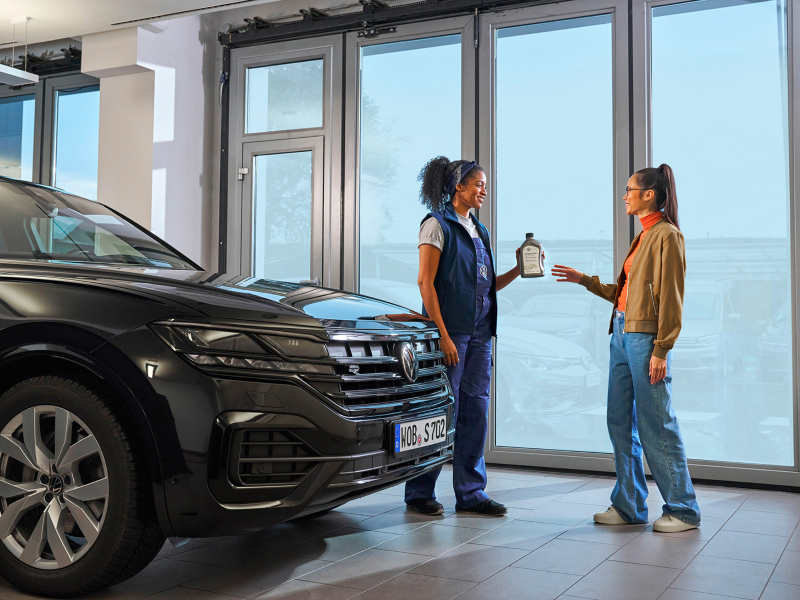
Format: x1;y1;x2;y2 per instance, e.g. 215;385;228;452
232;429;320;486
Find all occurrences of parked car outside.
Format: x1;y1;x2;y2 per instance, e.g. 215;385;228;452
758;303;791;389
671;281;744;378
0;178;454;597
502;291;608;364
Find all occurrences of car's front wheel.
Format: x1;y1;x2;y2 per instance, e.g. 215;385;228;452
0;376;165;597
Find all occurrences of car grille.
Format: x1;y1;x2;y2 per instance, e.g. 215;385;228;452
307;331;449;412
229;429;320;486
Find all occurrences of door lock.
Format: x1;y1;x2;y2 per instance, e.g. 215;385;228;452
238;167;249;180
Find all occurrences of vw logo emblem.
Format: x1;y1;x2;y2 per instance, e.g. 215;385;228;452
50;475;64;495
394;342;419;383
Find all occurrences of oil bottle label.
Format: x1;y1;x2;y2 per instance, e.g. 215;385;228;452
522;246;541;275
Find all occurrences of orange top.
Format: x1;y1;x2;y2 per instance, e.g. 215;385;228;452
616;211;663;312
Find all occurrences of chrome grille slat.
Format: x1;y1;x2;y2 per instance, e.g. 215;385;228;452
334;377;447;399
418;350;445;361
307;331;449;409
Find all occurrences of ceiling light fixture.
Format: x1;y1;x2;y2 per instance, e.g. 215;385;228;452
1;16;39;85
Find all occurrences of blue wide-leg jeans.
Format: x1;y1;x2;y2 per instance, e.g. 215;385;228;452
404;334;492;510
607;311;701;526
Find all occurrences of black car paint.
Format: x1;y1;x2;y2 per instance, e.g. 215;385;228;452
0;181;454;539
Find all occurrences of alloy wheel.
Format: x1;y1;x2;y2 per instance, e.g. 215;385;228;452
0;406;109;570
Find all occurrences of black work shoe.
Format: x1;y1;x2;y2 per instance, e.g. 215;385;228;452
406;499;445;515
457;499;508;516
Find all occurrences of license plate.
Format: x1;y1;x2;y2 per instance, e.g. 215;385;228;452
393;414;447;456
586;372;601;386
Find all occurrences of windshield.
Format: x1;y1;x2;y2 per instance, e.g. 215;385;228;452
0;182;197;270
517;296;589;318
684;292;721;320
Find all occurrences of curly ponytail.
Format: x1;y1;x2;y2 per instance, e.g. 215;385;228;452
634;163;680;230
417;156;484;212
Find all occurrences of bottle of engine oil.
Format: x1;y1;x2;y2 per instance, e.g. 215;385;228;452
519;233;544;278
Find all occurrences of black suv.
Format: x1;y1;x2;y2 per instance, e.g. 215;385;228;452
0;177;453;597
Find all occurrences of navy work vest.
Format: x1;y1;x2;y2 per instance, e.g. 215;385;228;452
421;203;498;336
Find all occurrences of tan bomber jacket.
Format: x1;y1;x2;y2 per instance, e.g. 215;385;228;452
578;219;686;359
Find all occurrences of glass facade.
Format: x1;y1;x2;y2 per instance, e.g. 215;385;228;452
252;151;313;282
358;36;461;308
53;86;100;200
651;0;791;465
226;0;800;482
246;60;324;133
0;95;35;182
494;16;615;453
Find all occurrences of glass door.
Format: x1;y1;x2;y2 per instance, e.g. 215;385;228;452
480;0;630;466
226;36;342;284
241;138;324;283
635;0;795;476
343;17;476;299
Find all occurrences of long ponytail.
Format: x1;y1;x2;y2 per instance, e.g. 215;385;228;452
634;163;679;230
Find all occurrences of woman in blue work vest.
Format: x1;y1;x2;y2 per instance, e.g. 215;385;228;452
405;156;522;516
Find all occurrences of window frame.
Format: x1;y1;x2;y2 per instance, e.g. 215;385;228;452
342;16;477;294
0;82;45;184
41;73;101;195
627;0;800;486
477;0;632;473
226;35;343;285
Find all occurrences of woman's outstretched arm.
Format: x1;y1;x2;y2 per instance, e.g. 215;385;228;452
418;244;459;366
552;264;618;303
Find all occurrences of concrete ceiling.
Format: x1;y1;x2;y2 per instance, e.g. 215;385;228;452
0;0;279;47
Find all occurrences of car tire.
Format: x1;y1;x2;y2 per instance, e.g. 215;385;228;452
0;376;165;598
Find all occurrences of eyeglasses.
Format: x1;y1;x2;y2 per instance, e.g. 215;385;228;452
625;187;649;194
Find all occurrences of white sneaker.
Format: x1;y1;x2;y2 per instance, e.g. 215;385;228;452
653;514;698;533
593;506;628;525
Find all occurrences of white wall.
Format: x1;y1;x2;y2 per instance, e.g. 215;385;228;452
81;0;345;271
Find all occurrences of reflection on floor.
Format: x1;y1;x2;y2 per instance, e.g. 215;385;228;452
3;464;800;599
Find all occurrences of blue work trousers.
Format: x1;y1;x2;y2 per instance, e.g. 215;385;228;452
607;311;701;525
405;328;492;510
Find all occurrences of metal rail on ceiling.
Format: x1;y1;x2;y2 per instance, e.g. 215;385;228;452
218;0;556;47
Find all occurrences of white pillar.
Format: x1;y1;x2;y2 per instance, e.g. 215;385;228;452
82;28;156;229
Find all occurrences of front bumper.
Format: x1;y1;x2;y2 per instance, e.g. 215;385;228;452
112;322;454;537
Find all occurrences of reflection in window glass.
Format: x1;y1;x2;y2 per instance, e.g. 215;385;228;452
246;60;323;133
652;0;791;465
358;36;461;307
54;86;100;200
0;95;35;181
494;16;614;453
252;151;312;282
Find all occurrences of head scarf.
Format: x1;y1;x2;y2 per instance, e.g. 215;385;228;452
443;161;477;197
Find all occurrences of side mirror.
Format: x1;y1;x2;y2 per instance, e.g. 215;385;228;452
726;313;742;322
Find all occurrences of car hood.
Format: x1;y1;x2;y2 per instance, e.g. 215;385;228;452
503;315;585;332
678;319;719;340
497;325;589;358
0;262;426;331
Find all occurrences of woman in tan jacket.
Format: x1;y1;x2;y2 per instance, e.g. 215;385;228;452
552;164;700;533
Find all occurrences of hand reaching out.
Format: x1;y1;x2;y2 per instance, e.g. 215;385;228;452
551;264;583;283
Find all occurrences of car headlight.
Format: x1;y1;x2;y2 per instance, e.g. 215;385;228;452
151;324;332;374
511;354;573;371
560;327;584;336
696;334;720;346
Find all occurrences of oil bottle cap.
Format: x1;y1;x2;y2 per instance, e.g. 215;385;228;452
526;232;534;237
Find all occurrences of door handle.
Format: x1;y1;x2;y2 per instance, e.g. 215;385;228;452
300;278;320;286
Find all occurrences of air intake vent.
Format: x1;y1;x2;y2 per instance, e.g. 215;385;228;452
230;429;320;486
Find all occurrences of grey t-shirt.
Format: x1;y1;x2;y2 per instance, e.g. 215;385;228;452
419;211;478;250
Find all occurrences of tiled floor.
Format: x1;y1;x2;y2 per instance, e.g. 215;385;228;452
3;465;800;600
